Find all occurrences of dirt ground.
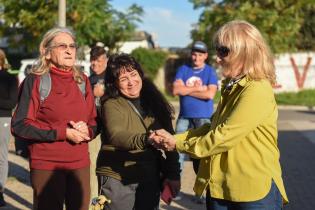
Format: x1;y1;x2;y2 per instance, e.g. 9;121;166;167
3;136;205;210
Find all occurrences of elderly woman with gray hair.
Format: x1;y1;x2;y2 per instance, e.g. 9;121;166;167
11;28;97;210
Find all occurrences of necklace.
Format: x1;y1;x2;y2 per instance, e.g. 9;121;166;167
224;75;245;91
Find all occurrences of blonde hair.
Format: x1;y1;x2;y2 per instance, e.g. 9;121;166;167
214;20;276;85
0;49;11;70
32;27;83;83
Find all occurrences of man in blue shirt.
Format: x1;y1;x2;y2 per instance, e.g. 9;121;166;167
173;41;218;203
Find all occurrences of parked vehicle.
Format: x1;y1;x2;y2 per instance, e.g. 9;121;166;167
18;58;91;84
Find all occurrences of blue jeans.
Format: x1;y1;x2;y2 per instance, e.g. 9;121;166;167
206;181;283;210
175;117;211;174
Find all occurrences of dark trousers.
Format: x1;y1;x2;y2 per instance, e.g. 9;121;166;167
31;166;90;210
98;175;160;210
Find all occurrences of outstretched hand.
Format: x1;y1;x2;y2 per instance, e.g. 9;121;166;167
149;129;176;151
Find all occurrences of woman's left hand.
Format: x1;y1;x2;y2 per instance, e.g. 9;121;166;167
69;121;89;136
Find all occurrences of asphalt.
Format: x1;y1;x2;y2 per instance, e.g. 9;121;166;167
2;105;315;210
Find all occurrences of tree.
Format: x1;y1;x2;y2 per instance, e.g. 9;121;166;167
189;0;313;54
0;0;143;53
296;3;315;51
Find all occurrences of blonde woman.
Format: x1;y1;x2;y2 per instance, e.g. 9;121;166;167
11;28;97;210
150;20;289;210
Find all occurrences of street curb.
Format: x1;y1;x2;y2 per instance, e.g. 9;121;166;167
277;105;314;111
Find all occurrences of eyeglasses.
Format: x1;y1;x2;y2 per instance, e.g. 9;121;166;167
50;43;77;51
216;45;230;58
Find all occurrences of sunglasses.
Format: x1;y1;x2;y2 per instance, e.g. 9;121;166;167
216;45;230;58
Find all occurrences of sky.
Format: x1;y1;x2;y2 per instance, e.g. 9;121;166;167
111;0;202;48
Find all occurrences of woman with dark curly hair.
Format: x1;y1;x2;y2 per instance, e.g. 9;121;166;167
96;53;181;210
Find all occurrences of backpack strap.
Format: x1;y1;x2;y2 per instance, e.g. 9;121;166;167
39;72;51;102
78;80;86;98
39;72;86;103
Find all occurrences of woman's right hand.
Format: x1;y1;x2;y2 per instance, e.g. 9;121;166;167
149;129;177;151
66;128;90;144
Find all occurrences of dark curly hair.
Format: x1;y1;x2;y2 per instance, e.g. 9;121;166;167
103;53;174;133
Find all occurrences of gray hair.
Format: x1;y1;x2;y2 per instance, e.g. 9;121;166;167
31;27;83;83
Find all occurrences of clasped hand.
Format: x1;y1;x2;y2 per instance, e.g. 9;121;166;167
66;121;90;144
149;129;176;151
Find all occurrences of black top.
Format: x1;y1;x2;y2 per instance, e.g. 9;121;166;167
89;71;106;87
0;70;18;117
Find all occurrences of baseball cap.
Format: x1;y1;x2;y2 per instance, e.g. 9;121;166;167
191;41;208;53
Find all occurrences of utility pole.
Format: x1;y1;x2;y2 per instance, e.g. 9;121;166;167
58;0;66;27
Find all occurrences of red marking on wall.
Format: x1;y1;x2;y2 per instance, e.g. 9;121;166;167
272;83;282;89
290;56;312;89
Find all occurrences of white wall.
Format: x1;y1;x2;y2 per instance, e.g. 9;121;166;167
274;52;315;92
119;40;150;54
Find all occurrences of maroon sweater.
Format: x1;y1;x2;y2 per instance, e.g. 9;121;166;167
11;67;97;170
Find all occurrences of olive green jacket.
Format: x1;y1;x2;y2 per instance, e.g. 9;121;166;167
176;77;288;203
96;96;180;184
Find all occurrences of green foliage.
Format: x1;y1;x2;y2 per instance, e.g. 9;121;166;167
296;3;315;51
0;0;143;52
131;48;168;80
275;89;315;106
189;0;313;54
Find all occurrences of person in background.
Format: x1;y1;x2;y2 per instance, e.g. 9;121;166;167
96;53;180;210
11;27;97;210
150;20;289;210
88;43;108;203
0;49;18;207
89;43;108;112
172;41;218;203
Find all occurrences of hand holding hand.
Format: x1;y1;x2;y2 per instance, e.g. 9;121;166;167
69;121;89;136
66;128;90;144
149;129;176;151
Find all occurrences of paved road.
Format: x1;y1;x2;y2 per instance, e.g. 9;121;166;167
278;109;315;210
3;108;315;210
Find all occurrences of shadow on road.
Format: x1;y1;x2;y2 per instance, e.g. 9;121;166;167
8;159;31;187
4;188;33;210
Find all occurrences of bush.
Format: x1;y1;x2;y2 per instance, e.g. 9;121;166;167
131;47;168;80
275;89;315;106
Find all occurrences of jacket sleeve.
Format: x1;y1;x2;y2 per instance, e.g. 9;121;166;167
175;82;276;158
0;75;18;110
83;75;98;139
11;75;66;141
103;100;148;151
